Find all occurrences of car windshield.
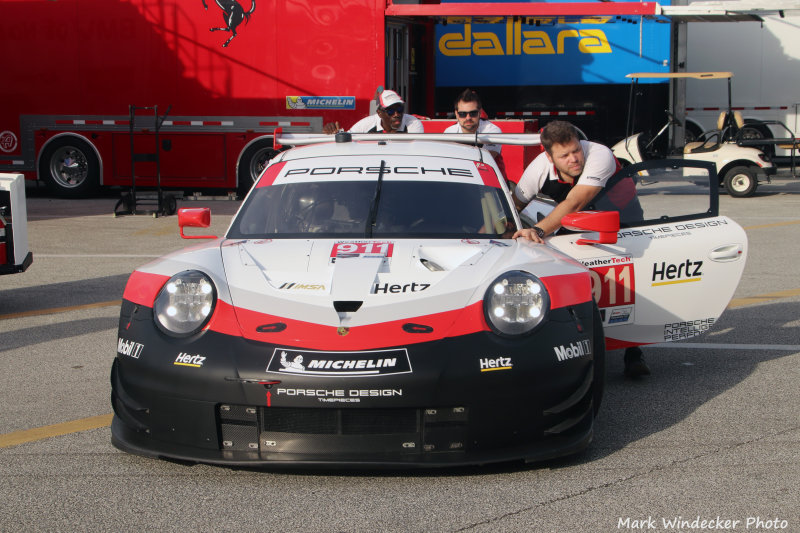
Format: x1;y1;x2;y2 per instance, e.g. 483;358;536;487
228;179;517;239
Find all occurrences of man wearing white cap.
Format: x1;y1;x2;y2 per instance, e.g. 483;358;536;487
323;89;423;134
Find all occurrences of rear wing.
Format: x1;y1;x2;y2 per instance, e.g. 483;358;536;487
273;129;541;150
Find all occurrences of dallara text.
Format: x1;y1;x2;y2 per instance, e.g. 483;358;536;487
111;132;746;467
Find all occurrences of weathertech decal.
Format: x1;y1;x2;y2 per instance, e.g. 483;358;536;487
651;259;703;286
267;348;412;377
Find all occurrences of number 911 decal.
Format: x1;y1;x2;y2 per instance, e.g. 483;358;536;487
582;256;635;326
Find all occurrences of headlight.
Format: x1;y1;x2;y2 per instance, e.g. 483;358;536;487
153;270;217;336
483;271;549;337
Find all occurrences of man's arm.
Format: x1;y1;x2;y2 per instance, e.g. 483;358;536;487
513;184;601;243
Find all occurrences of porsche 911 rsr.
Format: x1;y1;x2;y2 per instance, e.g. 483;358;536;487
111;132;747;467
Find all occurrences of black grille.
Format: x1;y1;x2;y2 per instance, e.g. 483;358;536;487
217;404;469;456
262;407;418;435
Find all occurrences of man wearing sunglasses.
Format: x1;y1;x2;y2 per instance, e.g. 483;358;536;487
443;89;502;160
323;89;423;134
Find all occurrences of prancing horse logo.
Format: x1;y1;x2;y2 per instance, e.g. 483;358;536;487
202;0;256;48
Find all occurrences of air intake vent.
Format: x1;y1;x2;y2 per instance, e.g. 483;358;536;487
334;300;363;312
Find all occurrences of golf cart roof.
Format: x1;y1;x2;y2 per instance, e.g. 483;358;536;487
626;72;732;80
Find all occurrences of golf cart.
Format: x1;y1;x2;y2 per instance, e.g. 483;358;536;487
611;72;776;197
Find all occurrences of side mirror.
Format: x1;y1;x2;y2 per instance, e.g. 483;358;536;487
560;211;619;245
178;208;216;239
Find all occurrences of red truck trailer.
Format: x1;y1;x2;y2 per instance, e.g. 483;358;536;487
0;1;666;198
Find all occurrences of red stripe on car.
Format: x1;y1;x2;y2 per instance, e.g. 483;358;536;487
122;271;170;306
541;272;592;309
212;301;489;351
255;161;287;188
474;161;501;188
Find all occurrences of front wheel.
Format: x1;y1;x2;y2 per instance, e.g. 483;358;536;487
238;141;278;198
723;166;758;198
38;137;100;198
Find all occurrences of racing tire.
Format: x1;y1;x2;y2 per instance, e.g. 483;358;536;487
238;141;278;198
592;303;606;417
723;166;758;198
38;136;100;198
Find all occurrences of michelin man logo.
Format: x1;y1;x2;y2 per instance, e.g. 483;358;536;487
280;351;306;371
286;97;307;110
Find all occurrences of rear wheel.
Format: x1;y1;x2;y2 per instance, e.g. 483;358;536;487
238;140;278;198
39;137;100;198
723;166;758;198
592;303;606;416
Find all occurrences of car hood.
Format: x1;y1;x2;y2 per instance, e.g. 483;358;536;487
219;238;579;336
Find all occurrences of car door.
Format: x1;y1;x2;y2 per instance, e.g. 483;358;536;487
546;160;747;350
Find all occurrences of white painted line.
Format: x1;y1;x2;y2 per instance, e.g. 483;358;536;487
651;343;800;351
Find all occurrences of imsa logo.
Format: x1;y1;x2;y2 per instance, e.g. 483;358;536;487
554;339;592;362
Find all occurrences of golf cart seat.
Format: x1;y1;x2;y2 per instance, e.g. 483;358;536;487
684;111;744;154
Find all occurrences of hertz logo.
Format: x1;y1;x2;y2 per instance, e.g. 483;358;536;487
439;19;612;57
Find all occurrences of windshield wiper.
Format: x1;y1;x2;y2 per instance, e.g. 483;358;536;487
365;159;387;237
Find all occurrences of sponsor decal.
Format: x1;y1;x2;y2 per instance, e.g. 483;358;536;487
275;388;403;404
117;338;144;359
0;131;18;153
664;318;716;341
618;219;729;240
277;282;326;291
373;282;430;294
588;260;635;308
579;255;632;268
285;167;473;178
174;352;206;368
607;306;633;325
651;259;703;286
436;17;669;87
489;239;510;247
439;20;611;58
330;241;394;264
554;339;592;362
479;356;513;372
267;348;412;377
461;238;480;244
286;96;356;110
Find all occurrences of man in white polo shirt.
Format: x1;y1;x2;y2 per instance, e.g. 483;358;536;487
443;89;502;160
323;89;423;134
512;120;648;378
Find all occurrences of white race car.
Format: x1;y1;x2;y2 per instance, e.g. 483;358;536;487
111;132;747;467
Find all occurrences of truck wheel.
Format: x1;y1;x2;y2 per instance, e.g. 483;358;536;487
238;141;277;198
39;137;100;198
740;120;774;159
723;166;758;198
592;303;606;417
